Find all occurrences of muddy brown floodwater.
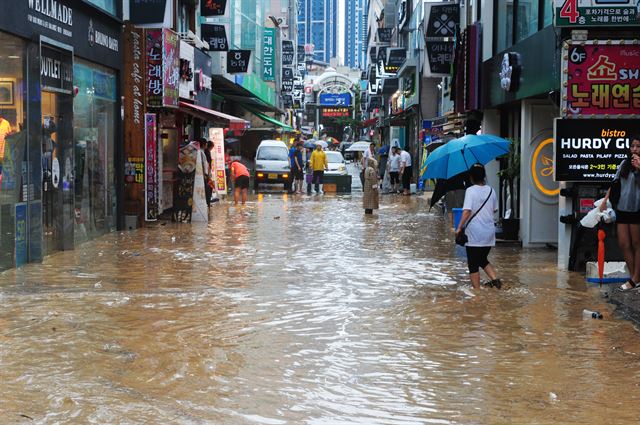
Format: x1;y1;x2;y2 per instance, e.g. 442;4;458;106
1;194;640;424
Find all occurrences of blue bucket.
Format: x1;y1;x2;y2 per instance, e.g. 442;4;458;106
452;208;463;229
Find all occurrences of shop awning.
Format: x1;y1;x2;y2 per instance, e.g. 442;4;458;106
178;101;250;131
240;105;294;132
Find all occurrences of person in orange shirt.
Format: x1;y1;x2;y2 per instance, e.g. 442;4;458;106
230;160;250;205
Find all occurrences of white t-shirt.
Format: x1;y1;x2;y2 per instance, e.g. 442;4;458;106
388;153;401;172
400;150;412;167
363;147;373;167
462;185;498;247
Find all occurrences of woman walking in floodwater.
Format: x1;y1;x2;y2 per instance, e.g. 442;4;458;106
601;134;640;291
363;158;379;215
456;163;501;290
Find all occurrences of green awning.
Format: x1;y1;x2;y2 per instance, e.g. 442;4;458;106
242;105;294;132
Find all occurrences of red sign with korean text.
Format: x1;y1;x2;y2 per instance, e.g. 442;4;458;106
144;113;159;221
321;107;350;118
146;29;163;107
145;29;179;108
162;29;179;108
563;41;640;117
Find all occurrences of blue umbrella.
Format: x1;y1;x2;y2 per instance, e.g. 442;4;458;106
423;134;511;180
377;145;390;155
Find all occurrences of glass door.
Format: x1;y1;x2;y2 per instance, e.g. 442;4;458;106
41;90;74;255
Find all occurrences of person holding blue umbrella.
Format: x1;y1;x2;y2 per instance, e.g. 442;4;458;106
455;163;501;290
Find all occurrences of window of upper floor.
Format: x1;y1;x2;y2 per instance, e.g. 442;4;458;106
494;0;553;54
86;0;117;15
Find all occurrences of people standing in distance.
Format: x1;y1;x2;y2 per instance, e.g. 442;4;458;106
456;163;501;290
291;142;305;194
310;144;328;194
361;142;376;191
399;146;413;195
230;160;250;205
202;138;213;207
363;158;380;215
388;146;401;194
600;134;640;290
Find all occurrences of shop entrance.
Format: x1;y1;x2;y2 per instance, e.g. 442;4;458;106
41;90;74;255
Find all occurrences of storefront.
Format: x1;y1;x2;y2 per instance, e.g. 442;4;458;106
0;0;122;270
480;26;560;247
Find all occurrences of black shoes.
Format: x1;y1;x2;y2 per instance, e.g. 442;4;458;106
483;279;502;289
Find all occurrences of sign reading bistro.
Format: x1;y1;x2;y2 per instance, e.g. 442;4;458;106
562;40;640;117
554;118;640;182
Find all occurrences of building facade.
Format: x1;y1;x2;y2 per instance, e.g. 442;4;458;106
298;0;338;64
344;0;367;69
0;0;123;271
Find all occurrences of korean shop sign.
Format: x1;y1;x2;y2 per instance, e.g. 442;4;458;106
562;41;640;117
146;28;179;108
282;67;294;92
554;0;639;27
201;24;228;51
201;0;227;16
282;40;294;66
263;28;275;81
554;119;640;182
322;107;350;118
227;50;251;73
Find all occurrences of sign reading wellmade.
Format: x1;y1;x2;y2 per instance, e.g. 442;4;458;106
554;118;640;182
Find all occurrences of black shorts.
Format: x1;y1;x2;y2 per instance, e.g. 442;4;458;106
465;246;492;274
390;171;399;184
313;170;324;184
615;210;640;224
402;166;412;189
294;168;304;180
235;175;249;189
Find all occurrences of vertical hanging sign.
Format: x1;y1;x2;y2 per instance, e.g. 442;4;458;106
146;28;179;108
145;113;159;221
146;29;163;107
209;128;227;193
263;28;275;81
162;29;179;108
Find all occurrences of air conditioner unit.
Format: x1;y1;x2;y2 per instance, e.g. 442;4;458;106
276;16;287;27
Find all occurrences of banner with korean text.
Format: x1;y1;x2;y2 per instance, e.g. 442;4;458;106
144;113;159;220
562;40;640;117
209;128;227;193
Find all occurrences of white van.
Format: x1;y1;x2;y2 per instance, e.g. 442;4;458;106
254;140;291;191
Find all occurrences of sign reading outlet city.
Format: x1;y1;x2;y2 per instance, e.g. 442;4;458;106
554;119;640;181
319;93;351;106
41;43;73;94
554;0;639;27
562;40;640;117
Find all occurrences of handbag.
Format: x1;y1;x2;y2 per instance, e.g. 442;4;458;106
455;188;493;247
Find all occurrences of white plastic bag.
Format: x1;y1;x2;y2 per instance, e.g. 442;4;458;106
580;198;616;228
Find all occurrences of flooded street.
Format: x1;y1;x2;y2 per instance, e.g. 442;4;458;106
1;194;640;424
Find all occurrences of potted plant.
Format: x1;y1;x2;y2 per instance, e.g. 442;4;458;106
497;138;520;240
